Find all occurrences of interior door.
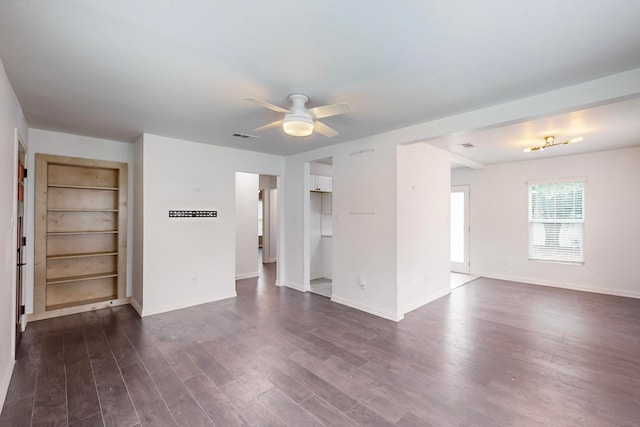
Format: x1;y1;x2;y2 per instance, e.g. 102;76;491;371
451;185;470;273
15;146;26;349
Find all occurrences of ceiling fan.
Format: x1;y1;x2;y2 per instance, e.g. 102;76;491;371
243;94;352;138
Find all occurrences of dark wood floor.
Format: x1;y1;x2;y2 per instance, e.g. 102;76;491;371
2;265;640;426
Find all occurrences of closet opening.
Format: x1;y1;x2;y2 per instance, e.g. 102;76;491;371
308;158;333;298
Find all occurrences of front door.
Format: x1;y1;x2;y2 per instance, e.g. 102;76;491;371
450;185;470;273
15;146;26;350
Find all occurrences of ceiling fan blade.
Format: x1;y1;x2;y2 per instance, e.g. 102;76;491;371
243;97;290;113
254;120;283;132
314;120;338;138
309;102;352;119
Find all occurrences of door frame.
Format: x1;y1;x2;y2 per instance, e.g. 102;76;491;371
13;129;28;355
262;186;278;264
450;184;470;274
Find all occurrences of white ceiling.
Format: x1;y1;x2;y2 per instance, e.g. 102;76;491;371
436;96;640;167
1;1;640;158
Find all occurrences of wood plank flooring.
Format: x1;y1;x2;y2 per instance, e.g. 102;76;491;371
2;263;640;426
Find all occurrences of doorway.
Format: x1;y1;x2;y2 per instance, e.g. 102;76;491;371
450;185;470;273
260;176;278;265
308;158;333;298
234;172;279;286
451;185;476;288
15;136;26;350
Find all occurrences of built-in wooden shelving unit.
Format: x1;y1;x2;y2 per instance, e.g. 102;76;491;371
33;154;128;319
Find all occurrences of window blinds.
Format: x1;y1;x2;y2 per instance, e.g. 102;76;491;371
528;181;584;263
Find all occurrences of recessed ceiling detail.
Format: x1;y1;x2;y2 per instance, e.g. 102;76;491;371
429;96;640;166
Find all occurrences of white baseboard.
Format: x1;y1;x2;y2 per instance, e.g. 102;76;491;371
402;287;451;315
26;298;130;322
0;358;16;413
275;280;284;287
129;297;143;316
481;273;640;299
140;292;237;317
235;271;259;280
331;295;403;322
283;282;307;292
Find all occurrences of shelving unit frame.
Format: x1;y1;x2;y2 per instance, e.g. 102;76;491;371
33;154;128;319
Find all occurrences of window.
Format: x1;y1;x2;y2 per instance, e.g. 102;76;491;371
528;179;584;263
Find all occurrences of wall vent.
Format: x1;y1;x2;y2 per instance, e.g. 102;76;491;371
232;132;260;139
460;143;476;148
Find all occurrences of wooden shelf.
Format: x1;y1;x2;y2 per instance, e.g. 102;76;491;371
48;184;119;191
35;154;128;316
48;208;119;212
47;251;118;260
47;272;118;285
46;295;117;311
47;230;118;236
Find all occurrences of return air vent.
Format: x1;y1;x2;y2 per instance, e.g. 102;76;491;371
232;132;260;139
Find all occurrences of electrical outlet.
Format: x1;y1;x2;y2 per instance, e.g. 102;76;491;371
359;275;366;288
191;277;197;286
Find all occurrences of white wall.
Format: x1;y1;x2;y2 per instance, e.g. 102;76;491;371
0;57;29;410
268;187;278;263
310;162;333;176
309;192;322;280
322;237;333;280
281;68;640;321
452;147;640;298
283;159;306;290
332;141;399;319
284;140;401;321
235;172;259;279
139;134;284;316
132;135;144;310
25;129;135;313
397;144;451;314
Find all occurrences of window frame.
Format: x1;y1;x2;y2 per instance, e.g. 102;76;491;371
527;177;586;265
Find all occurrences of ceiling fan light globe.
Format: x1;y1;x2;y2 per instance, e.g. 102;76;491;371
283;114;314;137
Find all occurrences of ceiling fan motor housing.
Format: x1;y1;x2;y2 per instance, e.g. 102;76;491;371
288;93;309;111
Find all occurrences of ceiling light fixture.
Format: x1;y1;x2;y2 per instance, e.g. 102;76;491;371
282;112;314;137
523;135;583;153
245;93;351;138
